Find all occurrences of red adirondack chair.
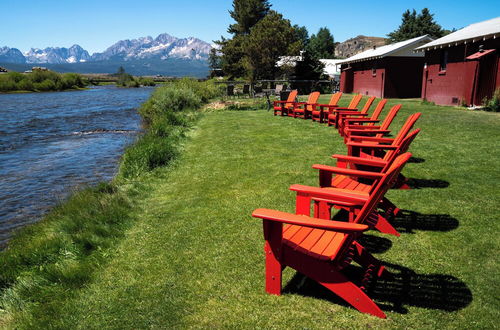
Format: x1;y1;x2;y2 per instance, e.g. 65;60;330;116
343;104;401;142
312;128;420;227
273;90;298;116
339;99;387;137
311;92;342;123
347;113;422;189
292;91;321;119
347;112;421;158
326;94;363;127
335;96;376;133
290;152;413;237
251;153;412;318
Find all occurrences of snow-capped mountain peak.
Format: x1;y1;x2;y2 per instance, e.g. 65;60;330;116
23;45;90;64
91;33;211;61
0;33;212;65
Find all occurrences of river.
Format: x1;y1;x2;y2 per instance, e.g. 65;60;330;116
0;85;154;247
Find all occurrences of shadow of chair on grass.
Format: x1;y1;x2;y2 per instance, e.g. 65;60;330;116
390;210;459;234
406;178;450;189
283;261;472;315
408;156;425;164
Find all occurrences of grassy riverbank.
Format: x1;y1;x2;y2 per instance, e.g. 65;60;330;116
1;93;498;328
0;71;87;93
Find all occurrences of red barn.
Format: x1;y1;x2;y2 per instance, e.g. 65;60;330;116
339;35;433;98
416;17;500;106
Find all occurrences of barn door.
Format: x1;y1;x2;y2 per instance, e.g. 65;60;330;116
474;54;498;105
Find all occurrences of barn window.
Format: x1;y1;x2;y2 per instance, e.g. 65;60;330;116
439;50;448;72
372;65;377;76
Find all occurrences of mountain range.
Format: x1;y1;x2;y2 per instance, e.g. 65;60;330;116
0;33;212;77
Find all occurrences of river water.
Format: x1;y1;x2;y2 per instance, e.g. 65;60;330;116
0;85;154;247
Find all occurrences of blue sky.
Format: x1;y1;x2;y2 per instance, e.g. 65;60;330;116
1;0;498;53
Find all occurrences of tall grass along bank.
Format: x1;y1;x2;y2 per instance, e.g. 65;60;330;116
0;79;223;327
0;71;87;93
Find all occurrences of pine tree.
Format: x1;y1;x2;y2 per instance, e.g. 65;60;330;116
243;11;302;81
228;0;271;35
387;8;445;43
293;25;309;48
218;0;271;78
307;27;335;59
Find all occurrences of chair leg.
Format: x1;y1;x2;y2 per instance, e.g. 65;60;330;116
395;174;411;190
374;214;400;237
263;220;283;295
316;271;386;318
352;241;392;279
265;241;282;295
380;197;401;217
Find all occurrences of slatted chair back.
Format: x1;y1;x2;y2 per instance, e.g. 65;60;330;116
305;91;321;111
358;153;412;220
360;96;376;114
348;94;363;109
379;104;402;131
391;112;422;146
381;128;421;165
368;99;387;121
284;90;298;108
329;92;342;106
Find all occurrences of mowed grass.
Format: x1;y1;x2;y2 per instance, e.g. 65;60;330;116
13;96;500;328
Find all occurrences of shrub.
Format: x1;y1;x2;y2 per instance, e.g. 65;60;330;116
0;77;16;92
34;79;56;91
483;89;500;112
138;77;156;86
17;79;34;91
6;72;24;83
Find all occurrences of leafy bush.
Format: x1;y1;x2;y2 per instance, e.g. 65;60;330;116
483;89;500;112
138;77;156;86
34;79;56;91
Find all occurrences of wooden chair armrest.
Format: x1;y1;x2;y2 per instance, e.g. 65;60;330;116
331;154;387;167
346;129;391;135
290;184;369;205
349;136;395;143
333;107;358;111
346;142;398;150
345;118;380;123
252;209;369;232
311;164;385;178
345;125;382;130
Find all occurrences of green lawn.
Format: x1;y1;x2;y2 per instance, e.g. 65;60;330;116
9;96;500;328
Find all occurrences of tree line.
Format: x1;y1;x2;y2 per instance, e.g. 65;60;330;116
210;1;448;82
210;0;336;82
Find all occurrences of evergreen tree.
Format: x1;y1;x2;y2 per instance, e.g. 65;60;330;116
293;25;309;48
218;36;247;79
387;8;445;43
218;0;271;78
228;0;271;35
243;11;302;81
208;48;222;70
307;27;335;59
291;49;325;93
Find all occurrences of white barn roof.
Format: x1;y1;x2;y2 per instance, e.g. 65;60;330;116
338;35;433;65
416;17;500;51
